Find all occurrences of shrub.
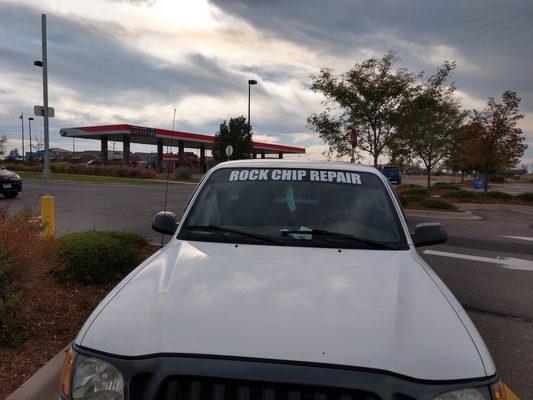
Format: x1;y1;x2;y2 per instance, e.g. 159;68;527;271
0;207;60;347
1;162;40;172
432;182;461;190
138;168;158;179
517;192;533;202
0;260;21;347
486;191;513;200
441;189;480;199
57;231;147;285
396;184;429;196
398;194;408;208
50;162;70;173
172;167;193;181
398;193;425;206
417;198;457;210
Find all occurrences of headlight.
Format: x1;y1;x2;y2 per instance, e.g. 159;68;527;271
15;174;21;180
59;348;124;400
434;387;491;400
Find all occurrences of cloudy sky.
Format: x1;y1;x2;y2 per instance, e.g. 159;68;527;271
0;0;532;166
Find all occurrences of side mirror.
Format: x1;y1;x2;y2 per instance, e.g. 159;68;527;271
152;211;178;235
411;222;447;247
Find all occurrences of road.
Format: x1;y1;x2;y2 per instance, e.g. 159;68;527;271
410;209;533;397
3;179;533;398
3;179;196;243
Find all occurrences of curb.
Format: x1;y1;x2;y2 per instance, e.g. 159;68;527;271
6;345;68;400
404;208;481;220
456;203;533;212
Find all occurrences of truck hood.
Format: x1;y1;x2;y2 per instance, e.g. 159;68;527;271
77;240;490;381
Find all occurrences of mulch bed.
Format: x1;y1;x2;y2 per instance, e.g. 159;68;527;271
0;245;158;399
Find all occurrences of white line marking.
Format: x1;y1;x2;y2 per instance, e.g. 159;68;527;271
501;235;533;242
423;250;533;271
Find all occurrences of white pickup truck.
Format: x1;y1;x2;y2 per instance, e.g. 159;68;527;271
59;160;514;400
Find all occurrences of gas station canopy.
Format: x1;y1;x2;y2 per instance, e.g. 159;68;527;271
60;124;306;155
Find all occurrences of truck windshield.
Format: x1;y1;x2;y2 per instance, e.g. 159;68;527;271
178;167;408;250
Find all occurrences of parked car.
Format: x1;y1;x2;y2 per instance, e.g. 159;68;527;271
87;158;102;166
60;160;510;400
380;164;401;184
0;165;22;198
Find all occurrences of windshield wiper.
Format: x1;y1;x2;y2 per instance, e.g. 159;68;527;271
281;229;397;250
187;224;283;245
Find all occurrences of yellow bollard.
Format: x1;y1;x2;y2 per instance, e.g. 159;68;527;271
41;195;55;238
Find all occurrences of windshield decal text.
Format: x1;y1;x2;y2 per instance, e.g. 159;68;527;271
228;169;361;184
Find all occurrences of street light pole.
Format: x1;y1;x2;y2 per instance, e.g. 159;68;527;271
32;13;55;237
41;14;51;196
20;113;24;159
28;117;34;164
247;79;257;132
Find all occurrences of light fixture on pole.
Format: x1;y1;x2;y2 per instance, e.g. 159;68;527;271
248;79;257;132
28;117;34;164
19;112;24;159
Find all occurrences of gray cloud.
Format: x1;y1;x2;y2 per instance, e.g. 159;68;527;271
106;0;157;6
211;0;533;111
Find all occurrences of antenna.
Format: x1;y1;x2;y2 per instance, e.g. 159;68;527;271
172;108;176;131
161;108;176;246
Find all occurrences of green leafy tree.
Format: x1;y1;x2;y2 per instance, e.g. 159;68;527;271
397;62;466;187
445;124;472;182
212;116;254;163
386;139;413;172
463;91;527;192
308;51;417;167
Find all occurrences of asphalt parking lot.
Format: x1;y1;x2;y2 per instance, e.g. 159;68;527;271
3;178;533;398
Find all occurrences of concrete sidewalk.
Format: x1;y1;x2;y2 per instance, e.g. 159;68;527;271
6;346;68;400
404;208;481;220
457;203;533;212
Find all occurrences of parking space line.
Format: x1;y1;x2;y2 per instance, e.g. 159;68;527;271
510;209;533;216
423;250;533;271
501;235;533;242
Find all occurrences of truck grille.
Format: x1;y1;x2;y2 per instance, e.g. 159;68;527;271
156;377;380;400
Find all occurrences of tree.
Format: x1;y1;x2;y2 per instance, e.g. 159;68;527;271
212;116;254;163
0;135;7;157
463;91;527;192
308;51;417;167
397;62;466;187
386;138;413;172
9;148;19;156
445;125;472;182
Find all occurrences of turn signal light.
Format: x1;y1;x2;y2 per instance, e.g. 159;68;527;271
59;347;76;397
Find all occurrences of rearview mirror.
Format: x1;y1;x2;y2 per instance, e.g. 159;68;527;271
152;211;178;235
411;222;447;247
